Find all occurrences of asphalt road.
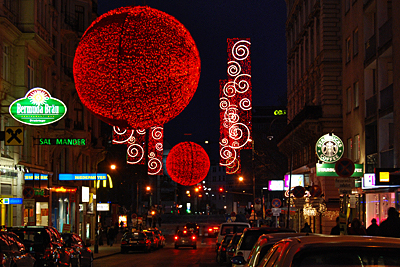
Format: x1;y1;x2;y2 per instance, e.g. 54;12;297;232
95;235;220;267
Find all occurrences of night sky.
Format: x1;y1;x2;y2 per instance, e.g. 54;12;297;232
96;0;288;161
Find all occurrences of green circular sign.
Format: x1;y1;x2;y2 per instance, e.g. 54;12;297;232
315;133;344;163
9;87;67;126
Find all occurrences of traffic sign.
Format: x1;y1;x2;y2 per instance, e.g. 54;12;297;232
335;158;355;177
271;198;282;208
4;126;24;146
23;186;35;199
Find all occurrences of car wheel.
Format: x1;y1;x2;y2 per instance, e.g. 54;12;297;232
193;245;197;249
89;255;93;267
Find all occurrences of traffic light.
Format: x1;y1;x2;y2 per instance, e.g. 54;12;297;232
219;187;224;193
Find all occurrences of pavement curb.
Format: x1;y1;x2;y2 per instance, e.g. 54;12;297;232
93;251;120;260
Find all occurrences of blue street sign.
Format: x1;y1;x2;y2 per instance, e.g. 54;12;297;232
59;173;107;181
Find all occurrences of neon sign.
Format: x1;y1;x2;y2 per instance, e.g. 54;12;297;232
39;138;86;145
9;88;67;126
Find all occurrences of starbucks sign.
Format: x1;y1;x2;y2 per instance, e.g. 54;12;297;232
315;133;344;163
9;88;67;126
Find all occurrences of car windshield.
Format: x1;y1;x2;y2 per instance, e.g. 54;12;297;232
125;232;146;239
293;247;400;267
185;224;197;229
178;231;192;237
222;235;233;245
240;231;271;250
221;225;247;235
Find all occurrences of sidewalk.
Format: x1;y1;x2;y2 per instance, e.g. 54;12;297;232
90;232;123;260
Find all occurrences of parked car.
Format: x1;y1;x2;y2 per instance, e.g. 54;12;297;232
226;233;244;266
0;231;36;267
207;225;220;237
174;230;197;249
216;233;234;265
61;233;93;267
143;230;159;250
254;235;400;267
231;232;315;267
232;227;295;266
121;230;151;253
147;228;165;248
7;226;71;267
184;223;200;236
216;222;250;252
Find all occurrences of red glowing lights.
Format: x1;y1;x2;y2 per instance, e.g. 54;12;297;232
73;6;201;129
166;142;210;186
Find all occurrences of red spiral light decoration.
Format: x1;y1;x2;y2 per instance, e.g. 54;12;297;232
73;6;201;129
166;142;210;186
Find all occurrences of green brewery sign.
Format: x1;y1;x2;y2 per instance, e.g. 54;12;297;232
315;133;344;163
9;87;67;126
39;138;86;146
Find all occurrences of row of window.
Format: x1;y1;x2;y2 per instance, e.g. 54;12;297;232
346;81;360;113
345;28;359;63
347;135;361;162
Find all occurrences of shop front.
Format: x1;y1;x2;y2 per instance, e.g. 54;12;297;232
23;173;50;226
51;187;77;233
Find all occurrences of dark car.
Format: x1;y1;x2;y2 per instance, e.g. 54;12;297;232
226;233;243;266
146;228;165;248
61;233;93;267
174;230;197;249
216;233;234;265
0;231;36;267
184;223;200;236
7;226;71;267
121;231;151;253
143;230;159;250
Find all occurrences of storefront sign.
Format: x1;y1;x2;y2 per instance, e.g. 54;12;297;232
362;173;398;189
82;186;89;203
316;163;363;177
334;178;355;189
24;173;49;180
375;168;400;186
315;133;344;163
9;87;67;126
268;180;284;191
59;173;107;181
39;138;86;145
284;174;304;189
34;188;45;196
97;203;110;211
0;198;23;204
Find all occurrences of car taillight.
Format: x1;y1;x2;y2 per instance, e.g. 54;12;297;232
121;241;127;245
174;236;178;240
192;236;196;240
208;228;213;232
222;247;226;251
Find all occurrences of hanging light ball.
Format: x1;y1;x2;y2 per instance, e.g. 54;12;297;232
166;141;210;186
73;6;201;129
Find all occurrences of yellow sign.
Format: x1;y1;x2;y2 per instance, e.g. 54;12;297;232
0;198;2;204
380;172;390;182
5;126;24;146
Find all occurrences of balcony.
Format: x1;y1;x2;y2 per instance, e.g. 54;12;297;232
365;34;376;63
366;94;377;118
380;83;393;111
379;18;392;49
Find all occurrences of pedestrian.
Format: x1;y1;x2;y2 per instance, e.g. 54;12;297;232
106;226;111;245
98;226;104;246
120;220;124;233
300;222;312;233
157;216;162;227
378;207;400;238
330;217;340;235
108;226;116;246
152;215;157;228
347;218;367;235
366;218;379;236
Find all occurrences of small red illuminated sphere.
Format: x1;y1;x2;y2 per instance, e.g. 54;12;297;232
73;6;201;129
166;142;210;186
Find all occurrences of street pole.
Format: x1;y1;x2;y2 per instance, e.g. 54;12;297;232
94;171;98;253
286;132;294;229
252;140;255;204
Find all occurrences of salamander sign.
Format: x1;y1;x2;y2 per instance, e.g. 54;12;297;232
9;87;67;126
39;138;86;146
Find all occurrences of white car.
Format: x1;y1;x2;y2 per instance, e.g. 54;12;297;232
216;222;250;252
246;235;400;267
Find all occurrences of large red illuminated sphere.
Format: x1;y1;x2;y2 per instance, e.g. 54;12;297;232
73;6;201;129
166;142;210;186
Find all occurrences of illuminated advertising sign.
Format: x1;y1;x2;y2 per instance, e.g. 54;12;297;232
374;168;400;186
39;138;86;145
24;173;49;180
284;174;304;189
268;180;284;191
97;203;110;211
59;173;107;181
9;87;67;126
0;198;23;205
82;186;89;203
316;163;363;177
315;133;344;163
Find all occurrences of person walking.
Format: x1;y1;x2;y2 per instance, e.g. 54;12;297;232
378;207;400;238
300;222;312;233
347;218;367;235
330;217;340;235
366;218;379;236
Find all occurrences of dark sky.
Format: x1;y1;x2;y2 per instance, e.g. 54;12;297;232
97;0;288;161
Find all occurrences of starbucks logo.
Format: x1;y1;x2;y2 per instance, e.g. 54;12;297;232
315;133;344;163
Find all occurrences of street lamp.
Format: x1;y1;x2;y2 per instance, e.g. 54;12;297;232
238;176;244;182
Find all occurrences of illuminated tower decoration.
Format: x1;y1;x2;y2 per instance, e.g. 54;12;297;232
73;6;201;129
148;126;164;175
219;38;252;174
112;126;164;175
166;142;210;186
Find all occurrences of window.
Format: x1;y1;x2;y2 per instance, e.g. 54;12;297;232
353;135;360;161
354;82;359;108
2;44;10;81
347;138;352;160
75;5;85;32
345;0;350;13
353;28;358;56
346;87;352;112
74;102;84;129
27;58;35;89
346;37;351;63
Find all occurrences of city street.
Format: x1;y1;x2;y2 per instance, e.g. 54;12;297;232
95;236;219;267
